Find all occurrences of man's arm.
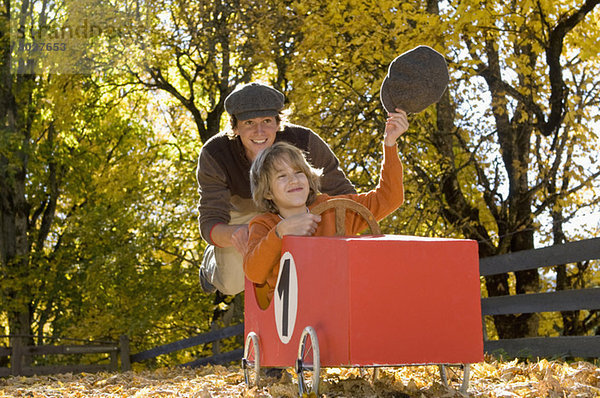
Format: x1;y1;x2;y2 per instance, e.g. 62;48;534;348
196;149;233;245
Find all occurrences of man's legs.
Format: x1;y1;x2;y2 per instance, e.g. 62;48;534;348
199;245;218;294
205;244;246;295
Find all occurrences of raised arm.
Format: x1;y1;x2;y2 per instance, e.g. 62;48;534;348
345;109;408;233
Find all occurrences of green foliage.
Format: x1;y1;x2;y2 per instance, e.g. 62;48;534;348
41;87;215;358
2;3;216;360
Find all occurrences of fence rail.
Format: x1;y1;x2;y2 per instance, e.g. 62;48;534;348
481;288;600;315
479;237;600;275
484;336;597;358
182;348;244;367
128;323;244;365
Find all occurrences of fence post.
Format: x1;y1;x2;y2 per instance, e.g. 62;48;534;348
109;348;118;372
119;335;131;372
10;336;23;376
211;323;221;356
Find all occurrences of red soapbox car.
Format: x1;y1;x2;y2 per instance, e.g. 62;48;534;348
242;199;483;395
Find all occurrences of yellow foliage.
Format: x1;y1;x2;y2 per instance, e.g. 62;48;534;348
5;0;599;363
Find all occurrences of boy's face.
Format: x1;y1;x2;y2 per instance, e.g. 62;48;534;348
266;158;310;217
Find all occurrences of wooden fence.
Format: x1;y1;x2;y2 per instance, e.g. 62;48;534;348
0;324;243;377
127;323;244;368
480;237;600;358
0;335;130;377
2;237;598;377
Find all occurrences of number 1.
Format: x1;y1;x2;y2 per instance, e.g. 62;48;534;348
277;258;290;337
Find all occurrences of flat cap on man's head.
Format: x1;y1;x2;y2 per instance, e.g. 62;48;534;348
380;46;449;114
224;82;285;121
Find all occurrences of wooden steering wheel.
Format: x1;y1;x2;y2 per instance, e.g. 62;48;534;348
310;198;382;236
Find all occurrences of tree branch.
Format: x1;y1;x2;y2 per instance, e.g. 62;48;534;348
539;0;600;136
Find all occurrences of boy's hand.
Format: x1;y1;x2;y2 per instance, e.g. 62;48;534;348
276;213;321;237
384;108;409;146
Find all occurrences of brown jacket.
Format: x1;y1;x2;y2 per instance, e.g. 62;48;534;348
196;124;355;245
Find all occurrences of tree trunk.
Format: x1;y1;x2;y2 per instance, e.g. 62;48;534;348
1;5;34;353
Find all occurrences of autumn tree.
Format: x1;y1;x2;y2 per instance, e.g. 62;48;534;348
1;0;55;356
1;0;216;365
429;0;600;338
280;0;600;339
113;0;600;340
3;0;599;368
96;0;309;328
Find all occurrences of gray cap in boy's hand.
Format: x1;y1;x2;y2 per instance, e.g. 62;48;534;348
225;82;285;121
380;46;449;114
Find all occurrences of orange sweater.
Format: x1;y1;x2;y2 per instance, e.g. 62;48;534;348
244;143;404;307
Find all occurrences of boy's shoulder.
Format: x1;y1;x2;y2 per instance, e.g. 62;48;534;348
311;193;357;205
249;212;281;228
308;194;340;209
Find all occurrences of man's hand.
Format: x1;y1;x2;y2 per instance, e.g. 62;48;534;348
231;225;249;255
210;223;249;254
276;213;321;237
384;108;409;146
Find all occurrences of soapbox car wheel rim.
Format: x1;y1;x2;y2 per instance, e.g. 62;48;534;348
296;326;320;396
242;332;260;387
360;367;380;382
439;363;470;393
311;198;381;236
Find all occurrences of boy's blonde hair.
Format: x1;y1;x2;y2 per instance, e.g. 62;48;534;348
250;142;322;213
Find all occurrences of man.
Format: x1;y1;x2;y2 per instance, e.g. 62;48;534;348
196;82;355;295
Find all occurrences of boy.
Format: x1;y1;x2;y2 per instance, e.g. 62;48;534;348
244;110;408;307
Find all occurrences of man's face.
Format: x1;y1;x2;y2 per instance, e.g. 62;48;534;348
234;116;279;161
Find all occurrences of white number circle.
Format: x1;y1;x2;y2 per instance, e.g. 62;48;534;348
274;251;298;344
